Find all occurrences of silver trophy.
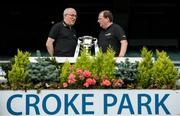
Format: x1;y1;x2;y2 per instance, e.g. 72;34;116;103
74;36;99;57
79;36;96;50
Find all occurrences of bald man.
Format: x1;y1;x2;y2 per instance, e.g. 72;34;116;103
46;8;78;57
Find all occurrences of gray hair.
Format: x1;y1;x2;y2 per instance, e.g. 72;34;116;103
63;8;76;18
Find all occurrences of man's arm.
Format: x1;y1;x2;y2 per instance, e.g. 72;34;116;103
46;37;55;56
119;39;128;57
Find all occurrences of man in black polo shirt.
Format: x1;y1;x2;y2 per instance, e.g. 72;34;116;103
97;10;128;57
46;8;78;57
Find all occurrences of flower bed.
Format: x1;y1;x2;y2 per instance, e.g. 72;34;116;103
1;48;179;90
0;48;180;116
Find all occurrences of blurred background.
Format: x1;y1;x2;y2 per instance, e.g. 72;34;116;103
0;0;179;61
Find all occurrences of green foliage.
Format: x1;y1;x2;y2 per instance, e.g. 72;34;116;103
74;48;116;81
60;61;71;84
115;58;138;89
116;58;138;82
60;48;117;87
27;57;59;84
74;48;93;70
151;50;178;89
101;48;116;81
137;47;178;89
0;58;15;79
2;47;178;90
8;49;31;89
91;48;116;81
91;49;104;79
45;57;60;69
137;47;154;88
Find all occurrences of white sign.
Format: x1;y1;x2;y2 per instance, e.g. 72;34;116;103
0;90;180;116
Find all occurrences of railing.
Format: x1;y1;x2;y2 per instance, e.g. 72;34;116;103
28;57;144;63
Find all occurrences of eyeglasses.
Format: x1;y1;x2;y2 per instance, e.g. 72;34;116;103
66;14;78;18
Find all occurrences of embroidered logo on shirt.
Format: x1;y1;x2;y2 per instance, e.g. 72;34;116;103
105;33;112;36
122;35;126;38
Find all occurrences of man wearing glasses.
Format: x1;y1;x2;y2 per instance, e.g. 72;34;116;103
97;10;128;57
46;8;78;57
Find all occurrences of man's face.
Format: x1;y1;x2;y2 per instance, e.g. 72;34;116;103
97;12;108;29
64;10;77;26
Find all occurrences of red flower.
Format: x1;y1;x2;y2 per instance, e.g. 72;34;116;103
83;82;89;88
76;68;83;75
101;79;111;86
63;82;68;88
83;70;91;78
86;78;96;85
91;79;96;85
68;73;76;84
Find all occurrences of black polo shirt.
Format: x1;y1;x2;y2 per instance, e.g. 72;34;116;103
98;23;126;56
48;21;77;57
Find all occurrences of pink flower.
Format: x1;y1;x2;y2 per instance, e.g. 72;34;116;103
83;70;91;78
101;79;111;86
68;73;76;84
91;79;96;85
83;82;89;88
86;78;96;85
76;68;83;75
68;73;75;80
63;82;68;88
